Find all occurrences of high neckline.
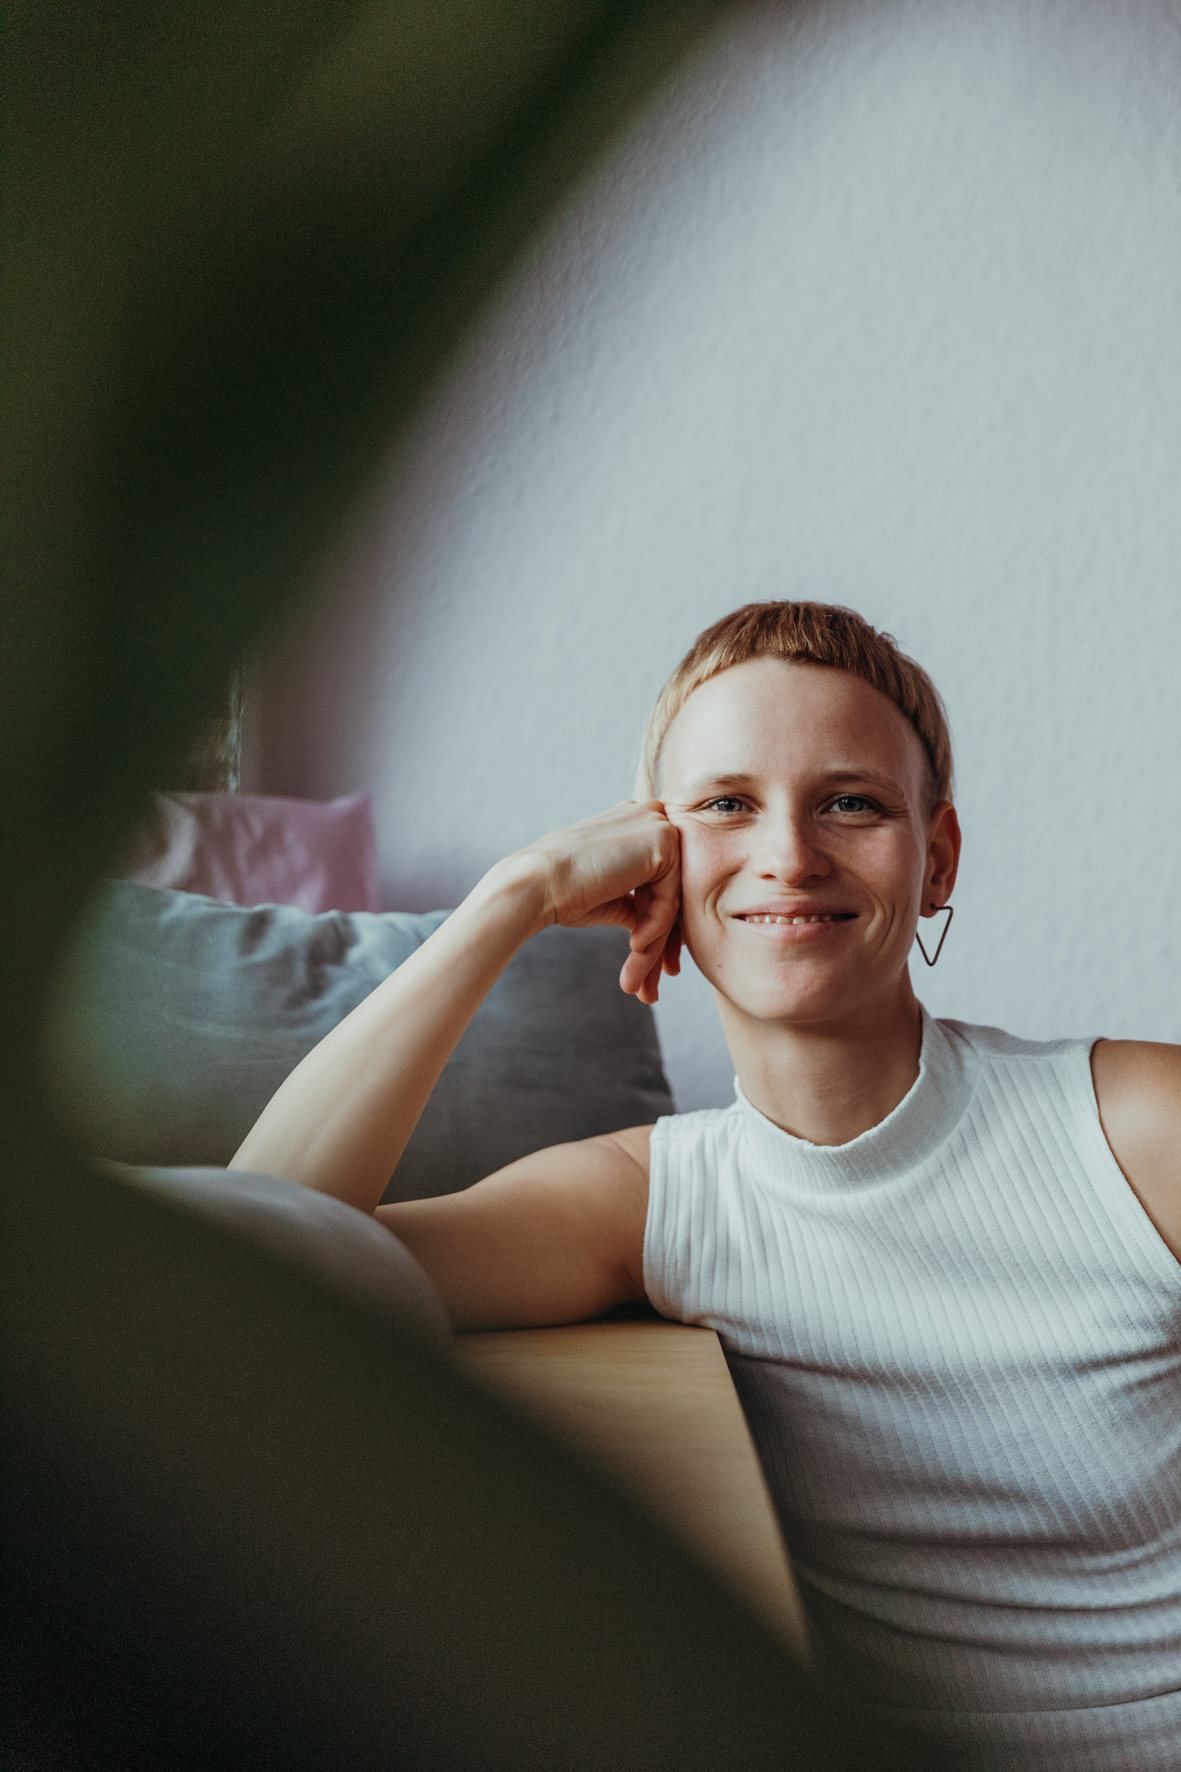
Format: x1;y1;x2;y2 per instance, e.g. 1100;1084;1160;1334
733;1007;979;1192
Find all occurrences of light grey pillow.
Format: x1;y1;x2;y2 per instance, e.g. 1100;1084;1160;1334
45;881;674;1200
110;1163;452;1345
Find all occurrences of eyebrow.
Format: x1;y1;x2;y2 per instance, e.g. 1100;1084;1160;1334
673;767;907;798
673;773;759;795
821;768;907;797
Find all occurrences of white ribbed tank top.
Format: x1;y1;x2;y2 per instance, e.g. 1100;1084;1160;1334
644;1011;1181;1771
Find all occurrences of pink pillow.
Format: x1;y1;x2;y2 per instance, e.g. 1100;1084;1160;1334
122;791;380;913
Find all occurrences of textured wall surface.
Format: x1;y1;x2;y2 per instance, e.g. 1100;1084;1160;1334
245;0;1181;1110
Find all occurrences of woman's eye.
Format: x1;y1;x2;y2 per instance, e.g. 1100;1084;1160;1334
705;797;747;814
830;794;875;814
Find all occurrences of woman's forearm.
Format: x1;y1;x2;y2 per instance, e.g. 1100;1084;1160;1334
230;798;682;1214
229;857;547;1214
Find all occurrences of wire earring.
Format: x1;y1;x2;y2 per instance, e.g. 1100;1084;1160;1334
915;904;953;967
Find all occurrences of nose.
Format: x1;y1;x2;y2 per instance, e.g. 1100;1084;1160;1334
753;806;832;886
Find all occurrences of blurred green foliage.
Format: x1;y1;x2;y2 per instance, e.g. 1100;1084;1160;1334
2;7;928;1766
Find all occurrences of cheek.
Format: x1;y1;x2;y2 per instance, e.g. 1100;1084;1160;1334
673;828;747;955
858;830;926;908
675;824;742;898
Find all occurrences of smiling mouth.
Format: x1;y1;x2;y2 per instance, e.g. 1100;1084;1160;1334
737;912;856;926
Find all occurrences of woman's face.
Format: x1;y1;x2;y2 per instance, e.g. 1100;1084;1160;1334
658;658;960;1031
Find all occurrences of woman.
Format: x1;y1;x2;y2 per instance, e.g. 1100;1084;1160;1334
233;602;1181;1769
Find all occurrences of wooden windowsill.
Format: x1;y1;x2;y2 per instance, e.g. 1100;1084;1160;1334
453;1317;809;1660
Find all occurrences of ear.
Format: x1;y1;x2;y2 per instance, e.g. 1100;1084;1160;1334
922;801;961;914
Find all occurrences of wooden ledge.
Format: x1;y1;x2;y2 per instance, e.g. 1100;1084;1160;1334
454;1318;808;1660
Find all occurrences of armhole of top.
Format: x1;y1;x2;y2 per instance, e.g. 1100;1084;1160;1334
641;1115;677;1317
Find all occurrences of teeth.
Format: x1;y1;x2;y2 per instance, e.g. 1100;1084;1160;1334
745;913;839;925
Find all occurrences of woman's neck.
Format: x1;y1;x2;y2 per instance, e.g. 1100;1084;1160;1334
719;983;923;1147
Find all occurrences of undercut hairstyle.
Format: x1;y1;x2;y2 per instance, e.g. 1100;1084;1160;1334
636;601;953;806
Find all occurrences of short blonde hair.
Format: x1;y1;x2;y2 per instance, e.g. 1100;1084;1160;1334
636;601;953;804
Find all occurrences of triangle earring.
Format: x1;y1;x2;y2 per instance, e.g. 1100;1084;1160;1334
915;904;953;967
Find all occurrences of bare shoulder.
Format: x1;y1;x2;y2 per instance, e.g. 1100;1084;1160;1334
1090;1040;1181;1263
1090;1039;1181;1148
596;1123;653;1173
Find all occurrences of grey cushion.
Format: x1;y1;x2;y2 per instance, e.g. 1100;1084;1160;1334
45;881;674;1201
111;1163;452;1345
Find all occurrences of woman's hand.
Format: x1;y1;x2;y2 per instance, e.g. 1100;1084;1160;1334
496;800;682;1006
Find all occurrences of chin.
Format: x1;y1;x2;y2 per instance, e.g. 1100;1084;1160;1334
727;986;853;1029
698;951;862;1027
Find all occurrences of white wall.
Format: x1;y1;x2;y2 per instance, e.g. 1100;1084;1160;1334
244;0;1181;1110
